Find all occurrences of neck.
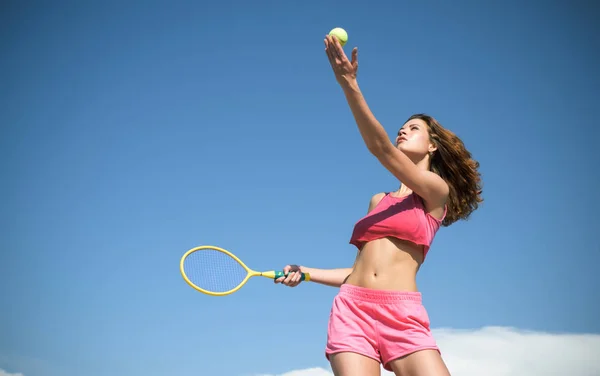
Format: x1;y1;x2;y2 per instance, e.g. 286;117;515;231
415;156;431;171
396;185;412;196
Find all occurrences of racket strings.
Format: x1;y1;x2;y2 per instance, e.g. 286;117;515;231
183;249;248;293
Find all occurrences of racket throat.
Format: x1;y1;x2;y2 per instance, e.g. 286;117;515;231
259;271;280;279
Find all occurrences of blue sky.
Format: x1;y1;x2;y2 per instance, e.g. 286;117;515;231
1;1;599;375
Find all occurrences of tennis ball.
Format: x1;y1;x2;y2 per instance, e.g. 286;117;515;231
328;27;348;47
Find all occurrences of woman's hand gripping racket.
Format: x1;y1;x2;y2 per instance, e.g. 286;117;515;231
179;245;311;296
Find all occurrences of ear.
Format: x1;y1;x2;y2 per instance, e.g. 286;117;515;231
428;142;438;154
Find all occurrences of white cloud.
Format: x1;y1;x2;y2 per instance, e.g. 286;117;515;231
434;326;600;376
255;326;600;376
0;369;24;376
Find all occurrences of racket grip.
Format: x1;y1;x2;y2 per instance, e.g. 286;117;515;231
273;271;309;281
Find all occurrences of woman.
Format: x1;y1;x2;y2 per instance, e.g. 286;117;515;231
275;35;483;375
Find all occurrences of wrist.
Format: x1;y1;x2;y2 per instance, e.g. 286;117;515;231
340;77;360;93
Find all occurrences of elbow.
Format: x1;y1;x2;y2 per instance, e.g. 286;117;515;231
366;140;392;158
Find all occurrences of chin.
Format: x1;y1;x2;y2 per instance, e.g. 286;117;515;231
397;145;410;154
398;147;425;161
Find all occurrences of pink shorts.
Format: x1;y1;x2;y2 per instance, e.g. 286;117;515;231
325;284;439;371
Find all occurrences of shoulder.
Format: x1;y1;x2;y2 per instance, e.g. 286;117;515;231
420;170;449;206
367;192;387;212
413;172;448;218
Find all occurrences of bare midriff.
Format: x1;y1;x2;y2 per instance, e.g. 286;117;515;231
344;236;424;292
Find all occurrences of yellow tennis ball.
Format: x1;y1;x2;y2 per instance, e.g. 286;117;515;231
329;27;348;46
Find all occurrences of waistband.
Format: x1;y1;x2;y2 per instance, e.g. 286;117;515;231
339;283;422;303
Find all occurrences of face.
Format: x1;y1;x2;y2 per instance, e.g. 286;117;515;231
395;118;437;159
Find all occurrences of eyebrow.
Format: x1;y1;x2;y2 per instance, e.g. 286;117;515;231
398;123;420;134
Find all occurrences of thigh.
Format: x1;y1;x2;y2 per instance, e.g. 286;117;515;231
330;352;381;376
387;349;451;376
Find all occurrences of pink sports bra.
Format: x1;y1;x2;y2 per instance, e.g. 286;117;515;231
349;192;446;260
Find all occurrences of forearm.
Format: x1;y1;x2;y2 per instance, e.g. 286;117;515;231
340;79;390;153
300;266;353;288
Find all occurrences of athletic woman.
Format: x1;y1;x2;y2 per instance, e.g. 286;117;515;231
275;35;483;376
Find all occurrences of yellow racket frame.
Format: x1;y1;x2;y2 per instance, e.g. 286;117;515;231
179;245;310;296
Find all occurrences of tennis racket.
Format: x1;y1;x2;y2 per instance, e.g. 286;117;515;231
179;245;311;296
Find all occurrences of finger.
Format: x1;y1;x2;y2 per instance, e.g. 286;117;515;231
284;271;295;284
330;36;347;62
324;37;338;66
328;36;342;63
277;266;290;284
294;272;302;283
325;36;339;58
292;271;300;283
324;37;332;55
351;47;358;65
290;273;298;284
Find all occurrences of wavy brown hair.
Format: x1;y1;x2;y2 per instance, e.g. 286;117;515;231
406;114;483;226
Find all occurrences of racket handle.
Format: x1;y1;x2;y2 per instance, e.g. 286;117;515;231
266;271;310;281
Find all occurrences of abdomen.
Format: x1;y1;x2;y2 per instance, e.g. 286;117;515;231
346;237;423;291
